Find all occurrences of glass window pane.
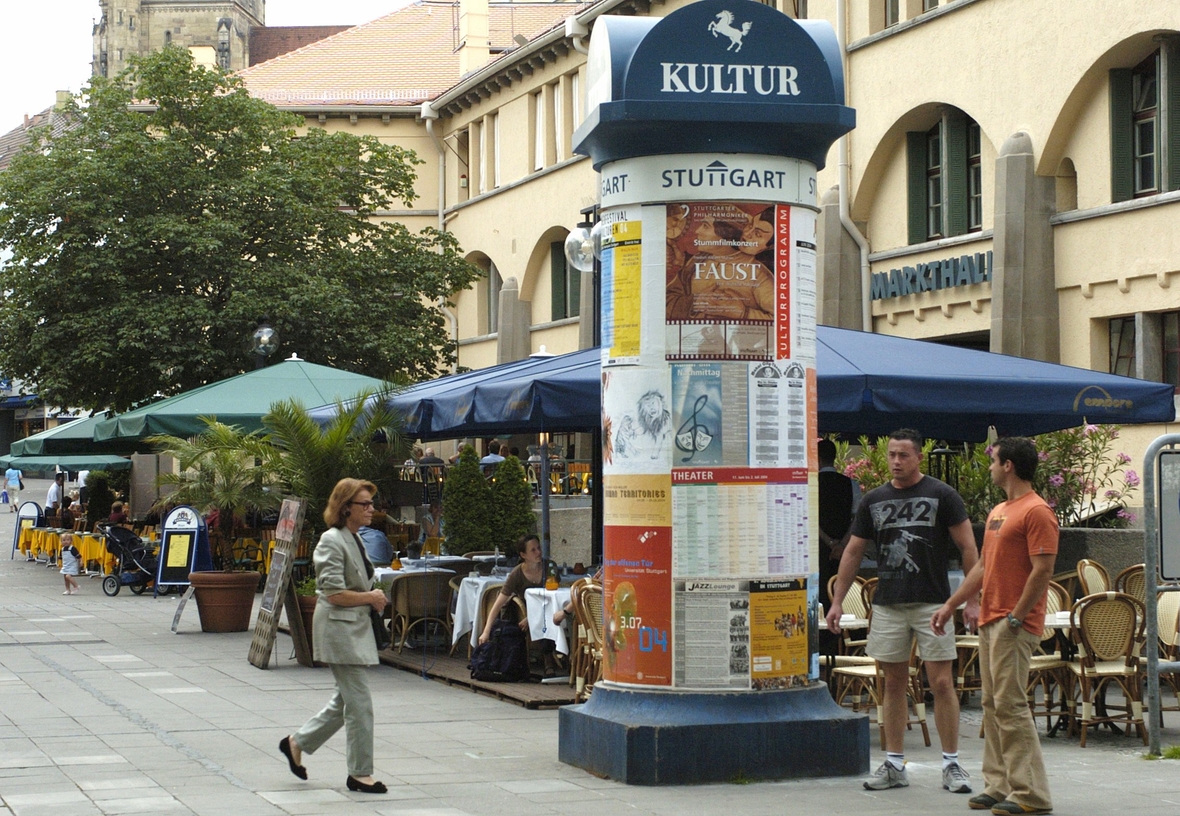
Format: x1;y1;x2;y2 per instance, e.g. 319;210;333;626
1165;312;1179;348
1165;352;1180;387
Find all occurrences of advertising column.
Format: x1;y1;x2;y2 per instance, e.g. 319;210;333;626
559;0;863;784
598;162;819;691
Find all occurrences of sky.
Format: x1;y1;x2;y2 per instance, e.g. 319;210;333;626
0;1;411;134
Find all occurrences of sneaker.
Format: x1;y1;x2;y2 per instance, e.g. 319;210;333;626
990;802;1051;815
970;794;1000;810
943;761;972;793
863;761;909;790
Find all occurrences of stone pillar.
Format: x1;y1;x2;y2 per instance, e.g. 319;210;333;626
990;131;1059;362
817;186;864;329
496;277;531;364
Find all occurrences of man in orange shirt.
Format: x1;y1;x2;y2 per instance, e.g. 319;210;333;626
932;438;1056;815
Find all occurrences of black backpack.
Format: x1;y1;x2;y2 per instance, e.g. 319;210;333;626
469;618;530;682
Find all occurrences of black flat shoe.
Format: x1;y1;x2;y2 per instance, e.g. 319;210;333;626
346;776;387;794
279;736;307;780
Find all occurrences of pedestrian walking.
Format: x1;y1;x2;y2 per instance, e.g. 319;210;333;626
931;437;1055;815
826;428;980;794
4;465;22;511
280;478;389;794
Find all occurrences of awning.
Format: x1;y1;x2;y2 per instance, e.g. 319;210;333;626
0;454;132;471
309;327;1177;442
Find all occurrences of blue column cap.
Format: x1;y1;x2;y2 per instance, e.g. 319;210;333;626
574;0;855;170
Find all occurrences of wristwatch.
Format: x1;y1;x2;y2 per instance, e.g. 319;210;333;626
1006;613;1022;630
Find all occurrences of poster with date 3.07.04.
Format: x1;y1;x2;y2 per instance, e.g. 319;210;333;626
603;525;673;686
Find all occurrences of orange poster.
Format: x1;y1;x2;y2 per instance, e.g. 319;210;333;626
603;525;673;686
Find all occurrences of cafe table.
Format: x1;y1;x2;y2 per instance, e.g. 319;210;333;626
452;574;508;650
399;555;471;570
524;587;573;655
373;564;455;592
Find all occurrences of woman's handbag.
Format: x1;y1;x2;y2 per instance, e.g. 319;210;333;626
370;608;391;651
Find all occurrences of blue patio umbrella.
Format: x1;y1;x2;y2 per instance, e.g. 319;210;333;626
309;327;1176;442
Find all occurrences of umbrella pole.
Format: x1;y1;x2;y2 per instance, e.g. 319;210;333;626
540;438;551;564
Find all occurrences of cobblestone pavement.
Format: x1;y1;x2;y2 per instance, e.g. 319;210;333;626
2;480;1179;815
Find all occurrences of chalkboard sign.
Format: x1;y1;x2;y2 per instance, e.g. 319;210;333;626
248;497;309;669
11;503;42;560
156;506;205;586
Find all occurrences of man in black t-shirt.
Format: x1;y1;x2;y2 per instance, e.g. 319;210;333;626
826;429;979;795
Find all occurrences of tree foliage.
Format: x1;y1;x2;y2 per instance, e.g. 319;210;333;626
0;48;477;411
255;389;407;535
441;445;492;555
490;455;536;550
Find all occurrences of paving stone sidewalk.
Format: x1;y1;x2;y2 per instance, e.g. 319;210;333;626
2;480;1179;815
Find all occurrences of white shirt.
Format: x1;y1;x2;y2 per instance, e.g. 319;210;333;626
46;482;63;508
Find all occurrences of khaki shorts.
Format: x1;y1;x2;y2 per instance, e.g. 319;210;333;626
867;603;957;663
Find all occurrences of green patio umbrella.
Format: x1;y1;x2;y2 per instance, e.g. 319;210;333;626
8;414;138;456
92;357;386;442
0;453;132;471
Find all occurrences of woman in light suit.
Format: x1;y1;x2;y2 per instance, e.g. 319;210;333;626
280;479;389;794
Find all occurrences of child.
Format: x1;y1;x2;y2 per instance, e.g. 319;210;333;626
60;533;81;595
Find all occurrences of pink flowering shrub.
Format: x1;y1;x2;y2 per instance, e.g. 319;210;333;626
838;425;1138;528
1030;424;1138;528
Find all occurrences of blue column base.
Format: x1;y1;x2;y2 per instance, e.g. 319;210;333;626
558;682;869;785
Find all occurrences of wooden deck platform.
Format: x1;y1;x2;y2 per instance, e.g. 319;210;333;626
378;647;577;709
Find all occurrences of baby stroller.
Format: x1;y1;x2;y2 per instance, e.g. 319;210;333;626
99;524;160;596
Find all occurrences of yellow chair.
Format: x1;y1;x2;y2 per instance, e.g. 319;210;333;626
421;536;443;557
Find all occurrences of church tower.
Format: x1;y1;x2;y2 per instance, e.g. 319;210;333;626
93;1;265;77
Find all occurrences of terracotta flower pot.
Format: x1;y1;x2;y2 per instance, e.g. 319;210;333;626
188;571;261;633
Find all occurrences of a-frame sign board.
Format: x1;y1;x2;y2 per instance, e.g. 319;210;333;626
248;498;312;669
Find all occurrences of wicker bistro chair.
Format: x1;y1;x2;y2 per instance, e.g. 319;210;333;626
1114;564;1146;606
828;575;870;655
565;577;593;690
830;638;931;750
1077;559;1111;596
390;571;453;653
1067;591;1148;747
1155;591;1180;713
1025;581;1074;733
575;582;605;700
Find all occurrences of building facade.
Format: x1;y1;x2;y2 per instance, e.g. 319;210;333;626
238;0;1176;498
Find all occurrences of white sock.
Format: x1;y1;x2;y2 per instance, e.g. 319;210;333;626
942;752;959;769
886;752;905;770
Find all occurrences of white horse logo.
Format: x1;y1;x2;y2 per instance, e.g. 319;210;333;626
708;10;752;52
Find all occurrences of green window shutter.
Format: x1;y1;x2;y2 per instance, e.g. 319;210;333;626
569;260;581;317
550;242;567;320
1167;43;1180;192
1110;68;1134;203
945;110;969;237
906;132;928;245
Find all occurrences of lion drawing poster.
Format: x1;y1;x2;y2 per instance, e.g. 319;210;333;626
602;367;673;474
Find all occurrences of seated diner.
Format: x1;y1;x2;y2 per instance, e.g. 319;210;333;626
478;533;560;677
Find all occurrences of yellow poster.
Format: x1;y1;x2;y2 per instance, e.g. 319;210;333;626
166;533;192;568
603;474;672;527
608;219;642;359
748;579;809;689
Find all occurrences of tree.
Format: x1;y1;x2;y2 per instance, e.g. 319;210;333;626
441;446;492;555
147;419;281;564
0;48;477;411
490;455;536;550
255;389;407;536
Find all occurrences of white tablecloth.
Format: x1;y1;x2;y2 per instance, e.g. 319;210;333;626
524;587;572;655
373;566;455;596
452;575;506;648
399;555;471;570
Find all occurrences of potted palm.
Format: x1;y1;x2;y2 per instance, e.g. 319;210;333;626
148;418;281;632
